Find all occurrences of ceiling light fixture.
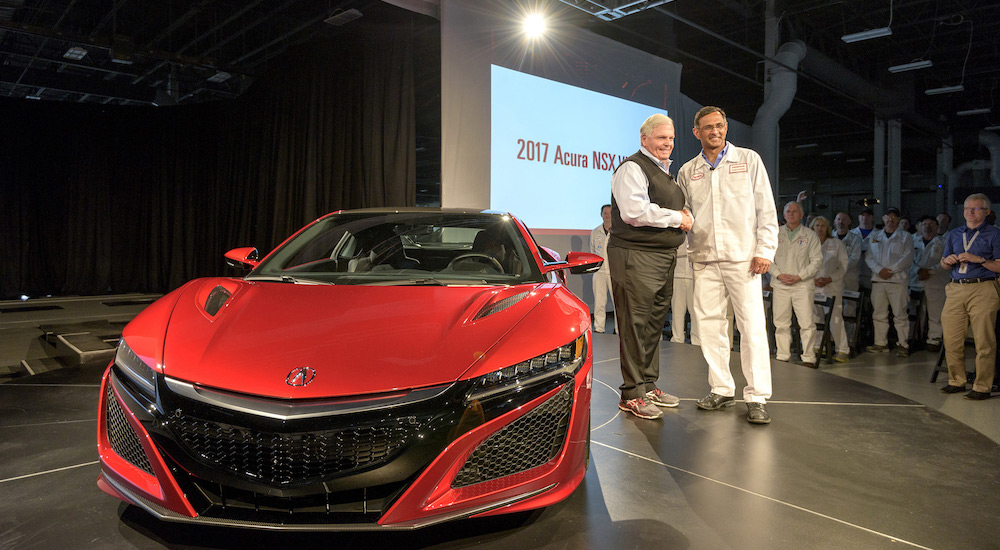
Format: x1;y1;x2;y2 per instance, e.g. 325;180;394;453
841;27;892;43
206;71;231;83
63;46;87;60
523;13;547;38
924;85;965;95
795;143;819;149
888;60;932;73
821;151;844;156
324;8;362;26
846;158;867;163
956;108;991;116
985;125;1000;131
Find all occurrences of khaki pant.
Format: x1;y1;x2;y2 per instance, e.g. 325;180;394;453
941;280;1000;392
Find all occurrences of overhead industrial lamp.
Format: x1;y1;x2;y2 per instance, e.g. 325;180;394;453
206;71;231;83
841;27;892;43
925;85;964;95
324;8;362;25
985;125;1000;131
956;108;991;116
63;46;87;60
888;60;932;73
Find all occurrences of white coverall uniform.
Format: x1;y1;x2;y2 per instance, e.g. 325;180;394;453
866;228;915;348
910;235;949;344
670;239;698;345
815;237;850;355
849;226;874;290
770;224;822;363
836;230;864;293
589;223;614;333
678;143;779;403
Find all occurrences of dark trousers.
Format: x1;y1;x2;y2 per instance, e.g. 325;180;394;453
608;245;677;400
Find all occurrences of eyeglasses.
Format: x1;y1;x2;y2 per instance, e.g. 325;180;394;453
964;207;988;213
698;122;726;132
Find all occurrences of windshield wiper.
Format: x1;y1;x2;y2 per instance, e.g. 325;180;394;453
246;275;333;285
361;277;494;286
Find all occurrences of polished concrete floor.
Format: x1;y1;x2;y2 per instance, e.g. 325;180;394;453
2;311;1000;549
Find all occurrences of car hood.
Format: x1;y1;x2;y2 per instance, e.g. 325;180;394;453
157;278;549;399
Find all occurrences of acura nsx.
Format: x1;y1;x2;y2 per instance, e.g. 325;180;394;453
96;208;603;530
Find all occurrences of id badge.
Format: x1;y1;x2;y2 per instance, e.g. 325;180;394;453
959;262;968;274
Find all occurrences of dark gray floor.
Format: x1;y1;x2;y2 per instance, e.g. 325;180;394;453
2;331;1000;549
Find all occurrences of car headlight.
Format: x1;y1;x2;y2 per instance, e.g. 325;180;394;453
469;333;587;402
114;339;157;401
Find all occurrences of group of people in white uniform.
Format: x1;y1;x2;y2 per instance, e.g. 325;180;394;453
592;107;969;425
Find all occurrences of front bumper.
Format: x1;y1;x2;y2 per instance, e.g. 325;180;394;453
96;358;592;530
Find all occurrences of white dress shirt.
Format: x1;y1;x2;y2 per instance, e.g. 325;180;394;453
610;147;685;229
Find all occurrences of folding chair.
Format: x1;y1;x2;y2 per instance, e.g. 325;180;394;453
841;289;866;356
812;294;837;364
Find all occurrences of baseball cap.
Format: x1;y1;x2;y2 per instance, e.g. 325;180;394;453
860;207;874;215
885;207;901;216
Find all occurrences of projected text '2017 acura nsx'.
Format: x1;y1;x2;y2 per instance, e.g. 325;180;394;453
97;208;603;531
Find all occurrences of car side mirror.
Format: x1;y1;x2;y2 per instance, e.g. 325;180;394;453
541;251;604;275
224;247;260;270
566;251;604;274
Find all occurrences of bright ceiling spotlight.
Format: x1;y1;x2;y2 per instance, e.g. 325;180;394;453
523;13;547;38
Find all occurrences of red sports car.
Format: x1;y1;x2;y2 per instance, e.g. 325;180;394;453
97;208;602;530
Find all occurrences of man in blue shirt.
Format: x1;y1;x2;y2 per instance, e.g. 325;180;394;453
939;193;1000;400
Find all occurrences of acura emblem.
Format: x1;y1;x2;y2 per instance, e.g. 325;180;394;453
285;366;316;387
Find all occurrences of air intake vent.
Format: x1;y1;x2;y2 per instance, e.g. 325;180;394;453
105;384;154;474
204;286;232;316
452;383;573;488
473;291;530;321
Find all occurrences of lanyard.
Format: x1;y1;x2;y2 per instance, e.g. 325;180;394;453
960;229;981;274
963;229;980;253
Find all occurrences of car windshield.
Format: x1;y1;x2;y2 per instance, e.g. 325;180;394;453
246;211;544;286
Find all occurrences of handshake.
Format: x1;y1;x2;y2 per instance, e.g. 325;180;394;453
679;209;693;231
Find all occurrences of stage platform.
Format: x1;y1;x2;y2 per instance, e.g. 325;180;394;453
1;300;999;549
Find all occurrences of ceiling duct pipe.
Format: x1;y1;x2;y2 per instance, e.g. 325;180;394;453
797;46;946;138
947;159;991;204
980;131;1000;186
752;40;807;184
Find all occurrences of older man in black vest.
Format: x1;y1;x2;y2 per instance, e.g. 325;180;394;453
608;113;693;420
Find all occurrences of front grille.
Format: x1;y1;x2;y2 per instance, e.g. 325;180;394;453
105;383;154;474
452;383;573;488
168;414;423;486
